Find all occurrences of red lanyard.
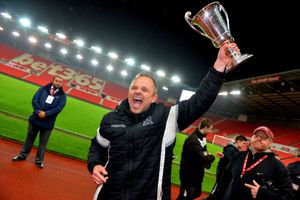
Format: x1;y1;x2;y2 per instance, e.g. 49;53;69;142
50;87;58;96
241;152;268;178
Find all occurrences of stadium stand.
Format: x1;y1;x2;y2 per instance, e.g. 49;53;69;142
102;81;128;102
0;62;28;78
68;89;102;105
281;157;300;166
271;149;296;160
1;40;299;166
102;98;119;110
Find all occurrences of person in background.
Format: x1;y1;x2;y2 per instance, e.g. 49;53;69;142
205;134;248;200
177;118;216;200
213;126;295;200
12;75;66;168
287;161;300;199
216;135;248;183
87;42;240;200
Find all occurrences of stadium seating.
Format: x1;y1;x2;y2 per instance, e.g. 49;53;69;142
280;157;300;167
1;42;299;166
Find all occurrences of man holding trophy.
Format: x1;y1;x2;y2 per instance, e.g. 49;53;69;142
87;2;248;200
88;43;240;200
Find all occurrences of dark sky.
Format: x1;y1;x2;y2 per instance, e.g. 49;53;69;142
0;0;299;88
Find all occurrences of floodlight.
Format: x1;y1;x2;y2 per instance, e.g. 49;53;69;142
73;39;84;47
12;31;20;37
37;26;49;33
229;90;241;95
44;42;52;48
76;54;83;60
218;91;228;96
121;70;128;76
91;46;102;53
162;86;168;91
60;48;68;55
106;65;114;71
56;32;66;39
156;70;165;77
1;12;12;19
171;75;181;83
91;59;98;66
125;58;135;66
19;18;31;27
108;52;118;59
28;36;37;44
141;64;151;71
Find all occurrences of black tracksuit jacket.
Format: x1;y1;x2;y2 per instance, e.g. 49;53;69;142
179;128;215;188
87;68;224;200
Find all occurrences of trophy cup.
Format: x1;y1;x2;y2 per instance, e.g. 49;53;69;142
184;1;253;72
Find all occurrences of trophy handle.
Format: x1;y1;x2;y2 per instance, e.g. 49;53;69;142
184;11;212;40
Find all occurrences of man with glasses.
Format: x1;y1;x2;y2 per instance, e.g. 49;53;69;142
212;126;294;200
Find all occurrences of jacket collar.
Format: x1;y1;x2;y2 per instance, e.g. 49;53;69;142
45;83;65;95
193;128;205;140
248;148;275;159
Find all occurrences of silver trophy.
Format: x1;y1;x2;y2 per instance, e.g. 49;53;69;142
184;1;253;72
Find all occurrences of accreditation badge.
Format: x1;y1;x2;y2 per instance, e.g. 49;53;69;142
45;95;54;104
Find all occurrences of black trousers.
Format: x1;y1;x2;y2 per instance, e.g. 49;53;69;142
19;122;52;162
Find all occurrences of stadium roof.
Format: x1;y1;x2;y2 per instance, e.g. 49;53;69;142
210;69;300;119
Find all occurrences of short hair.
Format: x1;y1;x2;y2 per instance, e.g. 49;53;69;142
131;73;158;94
235;135;248;142
53;75;64;81
199;118;213;129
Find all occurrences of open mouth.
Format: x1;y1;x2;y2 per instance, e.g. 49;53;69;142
133;98;143;106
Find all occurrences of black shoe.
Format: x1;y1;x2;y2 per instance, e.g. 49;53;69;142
35;161;44;168
12;155;26;161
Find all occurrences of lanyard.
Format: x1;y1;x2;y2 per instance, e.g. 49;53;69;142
50;87;58;96
241;152;268;178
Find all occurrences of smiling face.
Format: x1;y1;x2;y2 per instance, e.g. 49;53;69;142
250;130;272;153
128;75;158;114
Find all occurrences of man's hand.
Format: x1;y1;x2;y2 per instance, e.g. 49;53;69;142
245;180;260;199
213;41;240;72
38;110;46;119
92;165;109;185
216;151;224;158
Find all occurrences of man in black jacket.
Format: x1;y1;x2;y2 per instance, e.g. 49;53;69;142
177;118;215;200
216;135;248;183
87;42;240;200
205;135;248;200
287;161;300;199
213;126;295;200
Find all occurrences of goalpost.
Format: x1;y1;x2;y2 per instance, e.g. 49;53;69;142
212;134;234;147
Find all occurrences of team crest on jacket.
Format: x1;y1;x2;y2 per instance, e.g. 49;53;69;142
143;116;154;126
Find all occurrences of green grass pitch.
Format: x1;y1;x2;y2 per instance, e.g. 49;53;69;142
0;73;222;192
